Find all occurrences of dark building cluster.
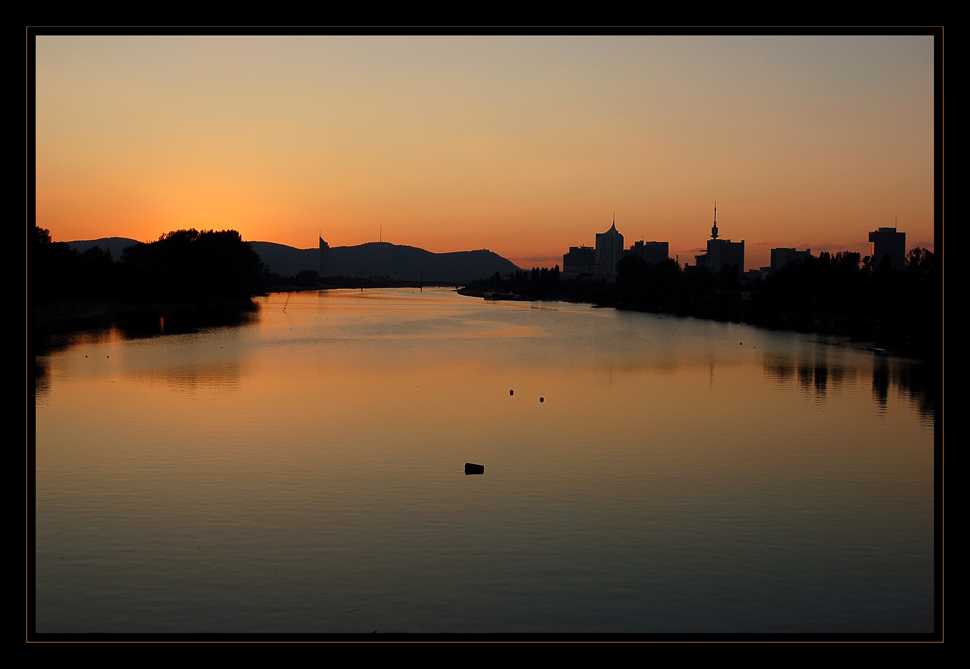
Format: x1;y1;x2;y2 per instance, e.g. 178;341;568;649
562;214;669;280
563;204;910;283
755;222;906;279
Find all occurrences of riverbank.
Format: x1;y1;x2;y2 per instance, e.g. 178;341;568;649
32;297;258;354
457;283;939;363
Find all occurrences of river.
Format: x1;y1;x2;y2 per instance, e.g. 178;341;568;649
33;288;936;635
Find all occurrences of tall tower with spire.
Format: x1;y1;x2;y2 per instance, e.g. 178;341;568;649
697;202;744;273
319;236;330;277
595;213;624;278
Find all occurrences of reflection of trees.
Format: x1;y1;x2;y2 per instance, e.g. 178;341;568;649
761;250;939;361
884;358;937;425
32;227;265;358
763;357;794;383
469;248;939;363
872;357;890;411
814;363;828;396
798;363;814;392
869;355;937;423
34;356;50;398
764;351;935;421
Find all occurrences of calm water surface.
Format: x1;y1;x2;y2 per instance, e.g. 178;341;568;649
34;288;935;634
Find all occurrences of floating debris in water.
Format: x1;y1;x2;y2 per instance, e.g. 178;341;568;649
539;397;544;403
510;389;514;396
465;463;484;475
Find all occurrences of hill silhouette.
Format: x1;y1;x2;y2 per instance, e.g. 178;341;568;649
250;240;522;282
66;237;140;257
66;237;522;283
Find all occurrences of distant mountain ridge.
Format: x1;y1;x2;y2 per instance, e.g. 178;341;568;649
65;237;522;283
251;240;522;282
66;237;140;257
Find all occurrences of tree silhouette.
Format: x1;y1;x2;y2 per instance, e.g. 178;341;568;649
118;229;265;303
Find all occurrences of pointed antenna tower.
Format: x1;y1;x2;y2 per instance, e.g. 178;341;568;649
711;201;719;240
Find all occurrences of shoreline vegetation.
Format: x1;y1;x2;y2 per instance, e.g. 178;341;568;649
29;227;466;352
31;227;939;365
457;253;940;365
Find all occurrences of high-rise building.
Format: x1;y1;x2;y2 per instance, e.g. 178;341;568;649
770;247;812;272
625;240;669;265
562;245;597;278
595;216;624;278
868;226;906;271
319;237;330;277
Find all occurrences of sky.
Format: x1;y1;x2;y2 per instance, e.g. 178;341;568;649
33;33;937;271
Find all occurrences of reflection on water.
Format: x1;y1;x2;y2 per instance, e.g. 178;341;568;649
761;348;936;426
33;288;936;634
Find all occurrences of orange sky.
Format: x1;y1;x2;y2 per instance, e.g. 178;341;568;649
34;34;937;270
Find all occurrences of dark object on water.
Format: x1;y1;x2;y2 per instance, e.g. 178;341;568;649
510;389;514;396
540;397;544;403
465;463;484;475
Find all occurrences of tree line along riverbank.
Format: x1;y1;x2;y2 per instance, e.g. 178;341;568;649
30;226;939;364
459;251;940;363
30;227;461;347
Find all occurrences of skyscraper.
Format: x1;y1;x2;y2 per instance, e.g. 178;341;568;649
595;215;624;278
319;237;330;277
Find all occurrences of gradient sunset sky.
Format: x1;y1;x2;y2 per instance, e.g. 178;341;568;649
34;33;936;271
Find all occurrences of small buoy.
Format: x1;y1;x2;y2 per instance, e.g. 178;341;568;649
465;463;484;475
539;397;544;403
